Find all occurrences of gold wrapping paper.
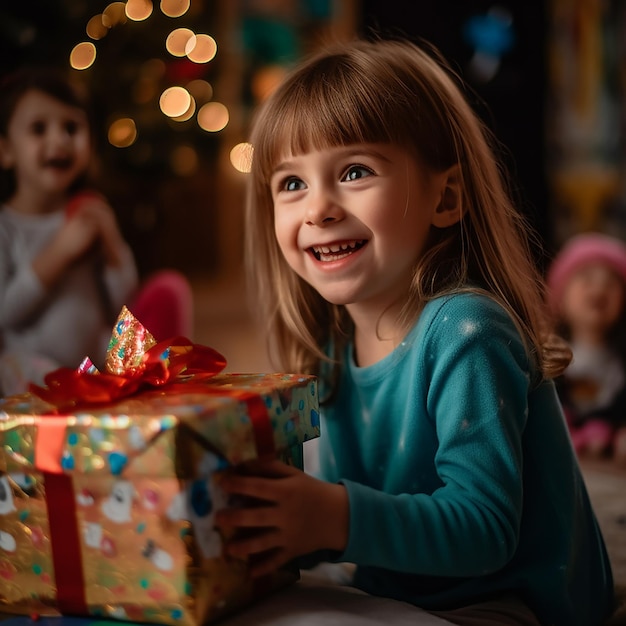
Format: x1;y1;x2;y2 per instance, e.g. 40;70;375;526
0;370;319;624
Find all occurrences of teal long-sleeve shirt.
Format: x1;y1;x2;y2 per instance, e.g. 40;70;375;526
317;293;614;625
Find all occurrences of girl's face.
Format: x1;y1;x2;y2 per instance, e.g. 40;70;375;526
0;88;91;205
271;142;456;320
561;262;625;340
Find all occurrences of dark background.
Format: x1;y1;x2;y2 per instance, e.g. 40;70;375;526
359;1;552;263
0;1;553;275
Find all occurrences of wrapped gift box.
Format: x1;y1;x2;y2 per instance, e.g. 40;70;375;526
0;309;320;626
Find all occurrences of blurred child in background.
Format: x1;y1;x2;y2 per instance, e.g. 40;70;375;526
0;68;195;398
0;67;138;395
547;232;626;463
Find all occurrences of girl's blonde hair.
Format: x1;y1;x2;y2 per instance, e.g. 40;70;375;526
245;37;568;383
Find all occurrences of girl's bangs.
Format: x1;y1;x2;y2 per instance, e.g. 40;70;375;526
255;68;397;179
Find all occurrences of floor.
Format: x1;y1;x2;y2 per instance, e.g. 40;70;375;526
190;272;626;597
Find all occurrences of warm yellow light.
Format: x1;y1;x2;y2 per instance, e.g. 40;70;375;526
185;34;217;64
159;86;191;118
230;143;253;173
108;118;137;148
197;102;228;132
86;15;109;40
166;28;195;57
125;0;153;21
103;2;127;27
160;0;190;18
171;96;196;122
70;42;97;70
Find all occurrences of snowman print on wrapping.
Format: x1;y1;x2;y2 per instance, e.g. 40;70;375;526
166;450;228;559
0;474;17;552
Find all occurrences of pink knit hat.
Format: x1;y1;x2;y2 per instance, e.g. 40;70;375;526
547;232;626;313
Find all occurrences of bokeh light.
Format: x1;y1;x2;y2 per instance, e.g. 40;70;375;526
159;86;192;118
103;3;127;27
86;15;109;40
160;0;190;18
108;118;138;148
185;34;217;63
125;0;153;21
171;96;196;122
70;42;97;70
166;28;195;57
197;102;229;132
230;143;253;173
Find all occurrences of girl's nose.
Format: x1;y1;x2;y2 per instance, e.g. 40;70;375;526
304;191;342;227
49;124;72;147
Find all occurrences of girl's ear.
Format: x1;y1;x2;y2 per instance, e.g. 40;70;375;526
432;165;464;229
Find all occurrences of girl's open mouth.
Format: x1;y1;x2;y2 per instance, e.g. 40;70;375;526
46;157;73;171
310;240;366;262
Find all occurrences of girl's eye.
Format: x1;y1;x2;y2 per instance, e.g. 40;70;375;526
284;177;305;192
31;121;46;136
342;165;373;182
64;120;80;136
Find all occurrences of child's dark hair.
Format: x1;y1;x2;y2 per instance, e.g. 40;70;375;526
0;66;94;201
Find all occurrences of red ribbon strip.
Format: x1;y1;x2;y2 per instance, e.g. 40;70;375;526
244;393;276;458
44;472;87;616
39;391;276;617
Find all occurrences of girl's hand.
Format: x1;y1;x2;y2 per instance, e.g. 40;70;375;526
69;193;127;267
33;209;101;287
216;459;349;578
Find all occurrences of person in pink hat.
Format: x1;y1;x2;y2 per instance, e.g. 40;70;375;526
547;231;626;463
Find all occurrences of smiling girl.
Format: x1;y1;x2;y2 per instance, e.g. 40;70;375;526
216;38;615;625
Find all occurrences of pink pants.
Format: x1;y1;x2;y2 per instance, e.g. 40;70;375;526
567;417;614;455
129;269;193;341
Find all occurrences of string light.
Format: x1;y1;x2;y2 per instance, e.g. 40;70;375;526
230;143;253;174
125;0;153;21
108;118;138;148
197;102;228;132
70;42;97;70
160;86;192;118
160;0;190;18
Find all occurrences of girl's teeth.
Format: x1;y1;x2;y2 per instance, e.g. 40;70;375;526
311;240;365;261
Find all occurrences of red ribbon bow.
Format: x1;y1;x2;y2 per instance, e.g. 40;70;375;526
29;306;227;412
27;306;228;615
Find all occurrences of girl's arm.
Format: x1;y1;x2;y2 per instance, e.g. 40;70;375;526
31;213;101;287
333;297;530;577
70;193;139;311
0;214;99;328
70;193;129;268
